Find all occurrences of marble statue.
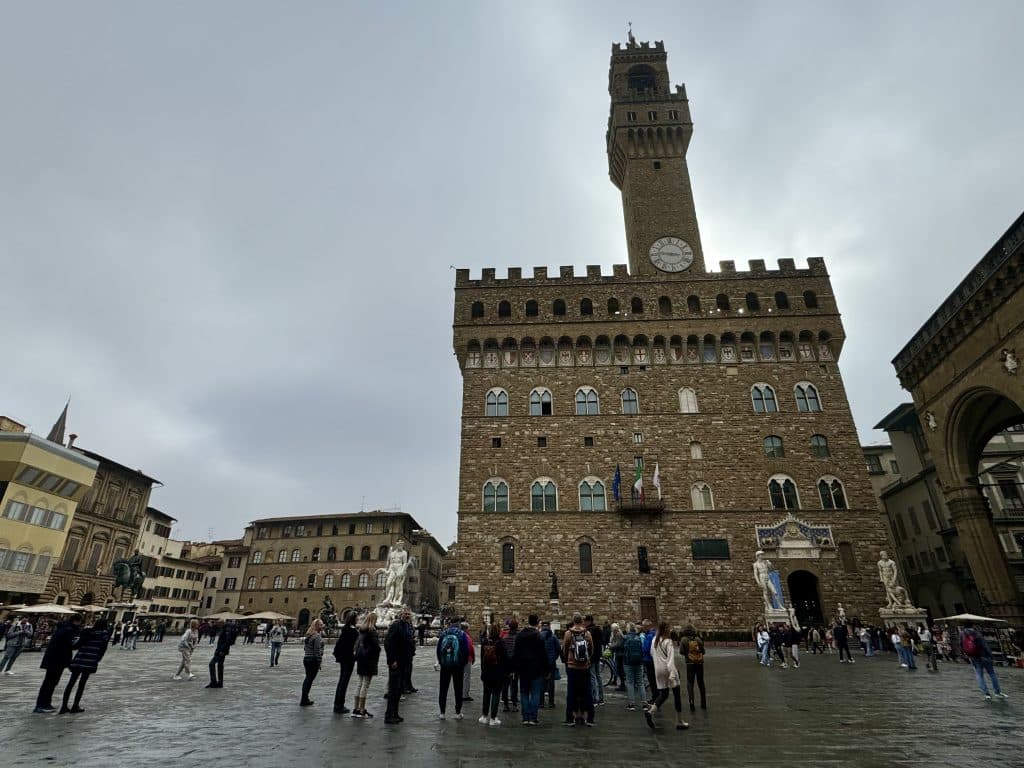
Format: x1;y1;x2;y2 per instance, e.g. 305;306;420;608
837;603;846;622
1001;348;1019;375
924;411;937;431
878;551;913;609
548;571;559;600
376;539;415;607
753;550;781;611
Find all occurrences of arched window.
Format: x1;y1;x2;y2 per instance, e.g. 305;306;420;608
307;573;316;588
810;434;831;458
273;575;283;589
690;441;703;459
377;545;388;560
358;573;369;588
291;549;301;562
628;64;657;93
343;546;353;561
327;546;337;561
764;435;785;458
531;480;557;512
691;483;714;510
608;298;620;315
678;387;698;413
485;388;509;417
311;547;320;562
803;290;819;309
631;297;643;314
580;298;593;315
794;383;822;412
768;475;800;510
246;576;257;589
686;295;701;313
278;549;287;563
324;574;335;589
251;551;263;564
774;291;790;310
716;293;730;311
341;573;351;588
483;480;509;512
658;296;672;315
745;292;760;311
818;477;848;510
286;575;297;589
530;388;553;416
553;299;567;316
470;301;484;319
501;542;515;573
498;300;511;318
579;479;606;511
265;549;274;563
621;388;639;414
525;299;538;317
579;542;593;574
751;384;778;413
360;546;371;561
575;387;600;415
376;571;386;587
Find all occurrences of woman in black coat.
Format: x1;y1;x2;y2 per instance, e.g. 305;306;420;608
350;612;380;719
332;611;359;713
61;619;109;714
34;615;83;712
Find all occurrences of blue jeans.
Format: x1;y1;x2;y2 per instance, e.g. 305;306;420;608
971;657;1002;695
898;646;916;668
623;663;644;706
759;643;771;665
270;642;282;666
519;675;543;722
864;637;874;656
590;662;604;703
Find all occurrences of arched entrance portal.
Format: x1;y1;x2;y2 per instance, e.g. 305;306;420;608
297;608;310;630
787;570;823;628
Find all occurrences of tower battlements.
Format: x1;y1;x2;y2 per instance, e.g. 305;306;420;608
611;40;665;53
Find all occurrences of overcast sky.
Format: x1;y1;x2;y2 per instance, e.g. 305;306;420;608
2;2;1022;546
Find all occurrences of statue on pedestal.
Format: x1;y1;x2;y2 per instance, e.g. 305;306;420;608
837;603;847;623
548;571;559;601
753;550;781;611
877;551;913;609
376;539;416;608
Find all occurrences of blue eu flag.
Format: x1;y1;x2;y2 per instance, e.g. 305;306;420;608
612;464;621;501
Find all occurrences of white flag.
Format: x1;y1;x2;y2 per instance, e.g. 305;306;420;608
652;463;661;500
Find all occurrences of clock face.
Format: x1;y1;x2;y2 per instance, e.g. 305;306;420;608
648;237;694;272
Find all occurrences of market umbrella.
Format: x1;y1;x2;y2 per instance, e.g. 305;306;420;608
245;611;295;621
76;604;110;613
202;611;246;621
14;603;78;615
933;613;1009;624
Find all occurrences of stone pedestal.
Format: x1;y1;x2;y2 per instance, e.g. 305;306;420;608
549;599;563;632
878;607;928;628
763;608;792;626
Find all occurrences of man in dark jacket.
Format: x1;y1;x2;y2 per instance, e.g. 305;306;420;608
34;615;82;713
540;621;561;707
513;614;548;725
206;621;237;688
384;616;412;724
585;615;605;705
401;611;417;694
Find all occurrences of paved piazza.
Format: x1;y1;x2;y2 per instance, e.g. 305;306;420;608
0;640;1019;766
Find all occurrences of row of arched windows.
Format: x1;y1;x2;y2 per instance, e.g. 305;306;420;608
485;383;823;416
465;330;834;368
251;545;390;565
247;571;387;590
482;474;847;512
470;290;821;320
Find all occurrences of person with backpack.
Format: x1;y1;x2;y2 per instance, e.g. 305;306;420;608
436;617;469;719
540;620;561;708
206;620;237;688
173;619;199;681
513;614;548;725
478;622;508;726
641;619;657;704
680;625;706;711
644;621;688;731
351;612;381;719
960;622;1007;700
899;626;917;670
561;613;595;727
332;611;359;713
621;622;646;711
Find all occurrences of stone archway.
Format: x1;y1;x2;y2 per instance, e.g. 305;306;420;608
786;570;823;627
297;608;310;630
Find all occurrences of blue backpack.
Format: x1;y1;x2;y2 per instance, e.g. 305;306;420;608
623;633;644;665
439;630;461;668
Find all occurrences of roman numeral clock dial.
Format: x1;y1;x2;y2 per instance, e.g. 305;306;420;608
649;236;694;273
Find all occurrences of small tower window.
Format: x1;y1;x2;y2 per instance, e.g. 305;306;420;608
686;295;701;313
470;301;484;319
498;300;511;318
553;299;567;316
630;297;643;314
580;298;593;316
648;111;657;121
579;542;593;573
745;292;760;311
626;111;637;122
774;291;790;310
627;65;656;94
608;298;620;315
668;109;679;120
525;300;538;317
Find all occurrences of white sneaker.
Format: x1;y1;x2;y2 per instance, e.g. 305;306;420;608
455;713;464;720
997;693;1009;699
478;715;490;725
900;664;908;668
984;694;992;700
172;675;182;681
4;671;13;675
438;713;446;720
188;674;196;680
489;717;501;726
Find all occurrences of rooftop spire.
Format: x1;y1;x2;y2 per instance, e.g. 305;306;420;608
46;399;69;445
627;21;636;46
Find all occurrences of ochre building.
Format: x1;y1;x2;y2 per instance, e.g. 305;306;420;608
452;38;890;632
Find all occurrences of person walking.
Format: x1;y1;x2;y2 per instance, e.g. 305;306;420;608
206;620;237;688
351;612;381;719
34;614;82;713
500;619;519;713
300;619;325;706
417;618;427;647
268;619;286;667
478;622;509;725
919;624;938;672
513;614;547;725
1;619;31;674
384;612;413;724
834;621;853;663
622;622;646;711
960;622;1008;700
644;622;688;731
332;611;358;713
436;617;469;720
756;625;771;667
540;620;561;708
641;619;657;703
680;625;706;712
562;613;595;727
402;611;417;694
608;622;625;690
584;615;605;706
898;626;917;670
173;619;199;681
60;618;110;714
784;624;801;669
460;621;474;702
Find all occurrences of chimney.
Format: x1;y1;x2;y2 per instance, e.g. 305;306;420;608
67;434;78;448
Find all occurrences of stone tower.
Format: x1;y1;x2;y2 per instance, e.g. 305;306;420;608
451;38;890;632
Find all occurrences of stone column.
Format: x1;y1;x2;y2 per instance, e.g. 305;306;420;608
945;485;1024;623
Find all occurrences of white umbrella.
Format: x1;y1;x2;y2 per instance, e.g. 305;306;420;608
14;603;78;615
245;611;295;621
76;604;110;613
934;613;1009;624
202;611;246;621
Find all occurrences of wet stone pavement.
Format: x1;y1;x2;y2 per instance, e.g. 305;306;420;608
0;640;1020;767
